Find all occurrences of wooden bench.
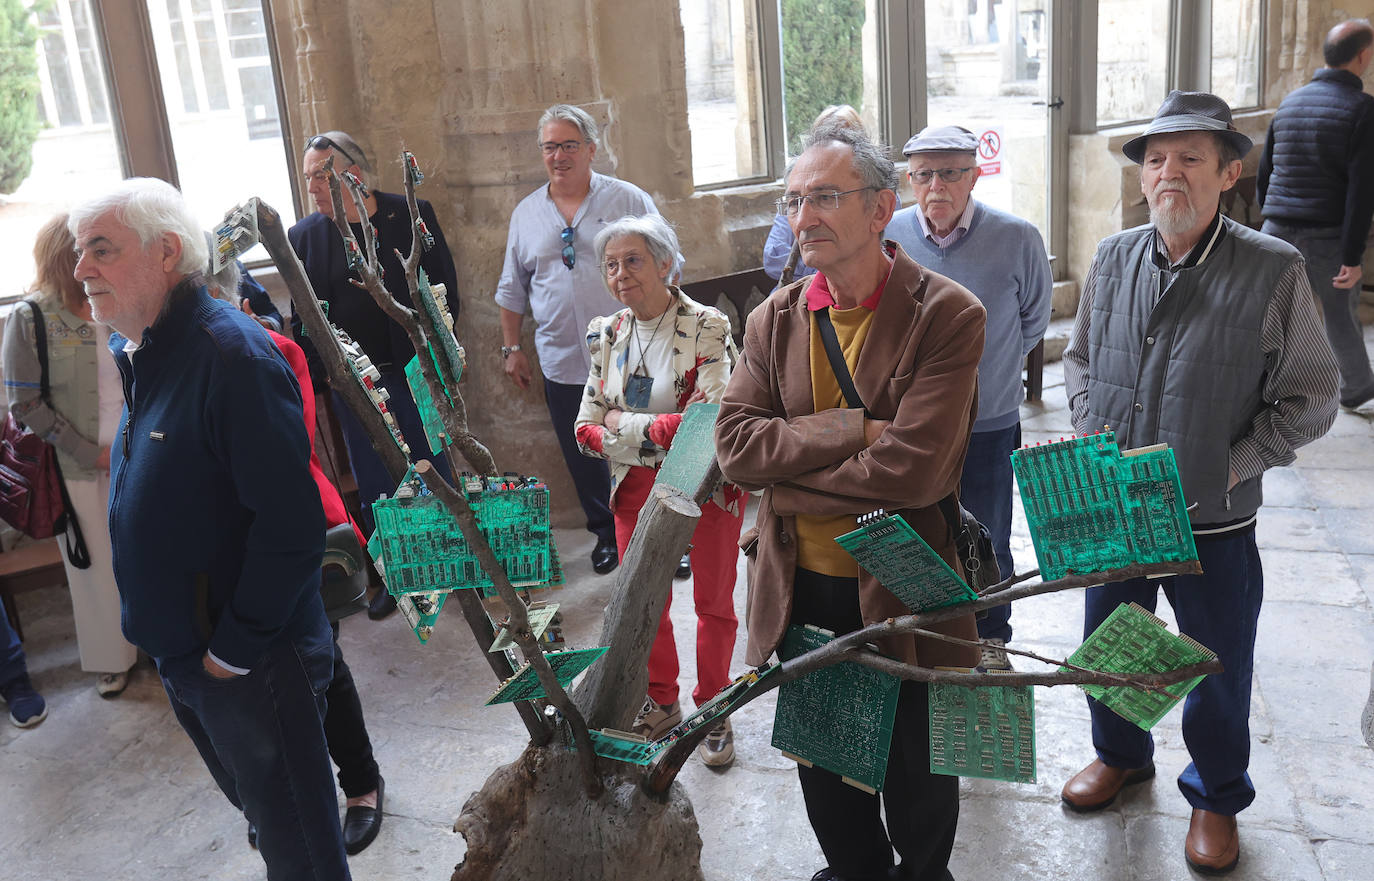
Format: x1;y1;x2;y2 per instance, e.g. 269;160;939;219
680;267;776;349
0;538;67;641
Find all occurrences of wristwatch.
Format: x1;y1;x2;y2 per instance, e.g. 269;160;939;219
500;344;521;359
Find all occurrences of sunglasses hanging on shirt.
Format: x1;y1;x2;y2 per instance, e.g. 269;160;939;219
561;226;576;270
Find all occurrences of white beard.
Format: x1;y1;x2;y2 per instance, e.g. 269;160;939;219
1149;189;1198;238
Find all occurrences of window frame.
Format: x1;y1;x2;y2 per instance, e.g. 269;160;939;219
87;0;302;263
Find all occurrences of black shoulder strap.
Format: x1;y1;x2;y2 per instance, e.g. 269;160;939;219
25;300;91;569
26;301;51;404
812;307;872;417
814;302;962;537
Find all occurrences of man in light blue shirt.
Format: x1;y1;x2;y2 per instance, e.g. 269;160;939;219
495;104;660;574
887;125;1052;668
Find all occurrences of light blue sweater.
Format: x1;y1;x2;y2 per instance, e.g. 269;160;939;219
887;201;1052;432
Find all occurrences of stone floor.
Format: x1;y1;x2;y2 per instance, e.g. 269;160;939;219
3;358;1373;881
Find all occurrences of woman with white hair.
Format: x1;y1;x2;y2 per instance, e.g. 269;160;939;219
2;213;136;697
574;213;744;767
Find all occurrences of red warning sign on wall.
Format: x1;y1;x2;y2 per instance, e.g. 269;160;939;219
977;127;1003;177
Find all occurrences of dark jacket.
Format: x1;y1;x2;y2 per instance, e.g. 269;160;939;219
109;284;326;667
1258;68;1374;266
288;191;458;381
716;244;984;668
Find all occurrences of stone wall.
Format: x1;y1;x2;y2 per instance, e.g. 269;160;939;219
269;0;778;525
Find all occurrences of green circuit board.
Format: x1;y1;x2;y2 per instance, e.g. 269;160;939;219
1012;430;1197;581
771;625;901;793
928;681;1036;783
404;354;450;456
488;603;561;652
587;729;666;766
369;469;553;596
653;402;721;498
484;646;609;706
1065;602;1216;730
404;271;467;457
395;589;449;644
835;512;978;612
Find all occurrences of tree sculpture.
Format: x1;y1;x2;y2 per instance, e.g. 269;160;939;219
225;150;1222;881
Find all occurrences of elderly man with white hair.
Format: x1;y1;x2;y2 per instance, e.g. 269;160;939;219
71;178;350;880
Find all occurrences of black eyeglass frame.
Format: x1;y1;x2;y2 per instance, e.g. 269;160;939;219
906;166;977;185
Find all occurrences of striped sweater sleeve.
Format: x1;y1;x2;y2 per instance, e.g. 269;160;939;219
1229;259;1339;482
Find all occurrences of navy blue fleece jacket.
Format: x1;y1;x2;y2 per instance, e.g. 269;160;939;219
108;283;326;667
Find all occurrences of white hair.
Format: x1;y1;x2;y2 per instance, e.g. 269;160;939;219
68;177;208;277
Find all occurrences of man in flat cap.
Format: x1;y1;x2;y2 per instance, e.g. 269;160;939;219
1062;91;1338;874
887;125;1052;669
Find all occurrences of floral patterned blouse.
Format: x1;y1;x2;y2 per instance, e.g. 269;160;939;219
573;287;741;513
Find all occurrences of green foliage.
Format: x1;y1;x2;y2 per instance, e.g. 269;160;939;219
780;0;864;153
0;0;39;194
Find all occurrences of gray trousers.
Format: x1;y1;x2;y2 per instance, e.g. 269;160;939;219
1262;219;1374;399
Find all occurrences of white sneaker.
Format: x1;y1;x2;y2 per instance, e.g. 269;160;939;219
697;718;734;768
979;638;1013;671
96;671;129;698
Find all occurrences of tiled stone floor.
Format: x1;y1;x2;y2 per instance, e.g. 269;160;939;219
3;358;1372;880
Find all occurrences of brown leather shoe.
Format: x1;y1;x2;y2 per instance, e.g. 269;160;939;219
1060;758;1156;812
1185;808;1240;875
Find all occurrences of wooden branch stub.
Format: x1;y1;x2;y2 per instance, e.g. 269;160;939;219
576;487;703;731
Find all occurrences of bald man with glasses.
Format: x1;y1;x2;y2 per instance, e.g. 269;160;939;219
494;104;659;575
288;130;458;620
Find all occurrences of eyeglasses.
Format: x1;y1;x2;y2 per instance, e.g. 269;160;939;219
602;254;648;277
305;134;361;169
908;167;975;185
775;186;877;217
541;140;584;156
561;226;576;270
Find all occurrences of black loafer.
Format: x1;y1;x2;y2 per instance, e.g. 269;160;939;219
675;554;692;580
343;775;384;855
246;821;258;849
591;538;619;575
367;590;398;621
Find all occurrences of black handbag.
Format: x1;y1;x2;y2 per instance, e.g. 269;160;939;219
813;307;1001;592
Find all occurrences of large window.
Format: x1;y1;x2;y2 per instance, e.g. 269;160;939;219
0;0;295;295
1097;0;1171;126
1095;0;1264;129
1211;0;1263;110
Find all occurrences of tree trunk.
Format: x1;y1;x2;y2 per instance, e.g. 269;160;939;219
452;746;704;881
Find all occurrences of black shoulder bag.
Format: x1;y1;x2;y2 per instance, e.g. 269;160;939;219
27;302;91;568
813;307;1000;592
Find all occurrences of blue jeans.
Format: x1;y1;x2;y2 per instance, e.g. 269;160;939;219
961;423;1019;642
1084;527;1263;816
0;605;25;686
158;607;351;880
1262;220;1374;399
544;378;615;542
333;365;453;532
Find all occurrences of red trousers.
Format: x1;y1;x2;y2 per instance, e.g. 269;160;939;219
613;465;744;707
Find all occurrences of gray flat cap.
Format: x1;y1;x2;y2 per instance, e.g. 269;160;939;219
1121;91;1252;164
902;125;979;156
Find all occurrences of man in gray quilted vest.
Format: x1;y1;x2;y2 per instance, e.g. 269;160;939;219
1061;91;1339;875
